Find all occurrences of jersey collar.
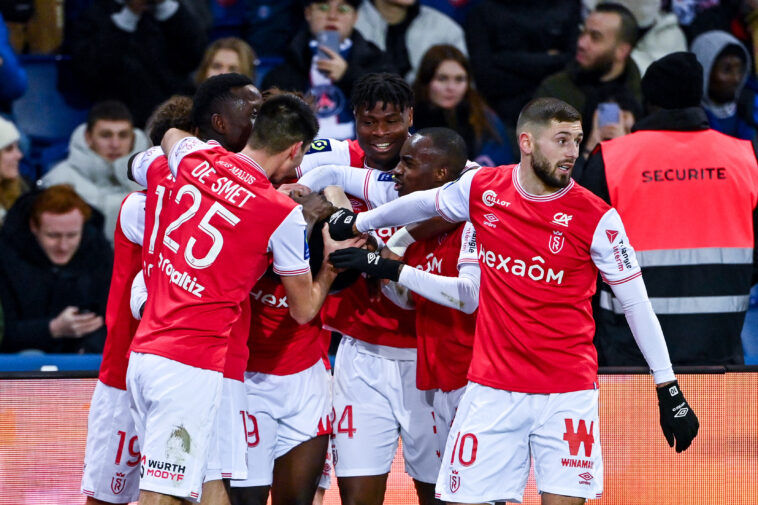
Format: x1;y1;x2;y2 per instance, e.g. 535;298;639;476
512;164;574;202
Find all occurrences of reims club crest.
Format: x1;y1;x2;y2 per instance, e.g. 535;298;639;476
111;472;126;495
449;469;461;493
549;230;564;254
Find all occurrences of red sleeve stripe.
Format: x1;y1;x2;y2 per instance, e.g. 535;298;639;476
274;266;311;276
458;258;478;264
363;171;372;209
604;271;642;285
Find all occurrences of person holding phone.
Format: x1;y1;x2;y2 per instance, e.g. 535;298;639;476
262;0;396;139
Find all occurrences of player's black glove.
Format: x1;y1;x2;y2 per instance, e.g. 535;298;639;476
327;209;358;240
657;380;699;453
329;247;403;282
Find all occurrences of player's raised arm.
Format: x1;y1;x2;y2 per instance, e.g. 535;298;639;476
590;208;699;452
297;163;372;195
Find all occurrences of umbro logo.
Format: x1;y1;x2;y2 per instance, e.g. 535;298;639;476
579;472;593;481
674;408;689;418
484;213;499;223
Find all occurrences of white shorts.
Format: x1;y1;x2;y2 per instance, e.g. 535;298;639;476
205;377;248;482
432;386;466;464
81;380;141;503
126;352;223;502
332;336;440;483
230;360;333;488
435;382;603;503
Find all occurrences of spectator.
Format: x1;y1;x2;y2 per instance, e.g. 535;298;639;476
0;185;113;354
66;0;207;126
465;0;580;138
354;0;467;83
40;101;149;244
691;30;757;141
0;117;27;226
263;0;395;139
607;0;687;75
195;37;257;85
580;52;758;366
411;44;513;166
534;3;642;149
0;12;28;115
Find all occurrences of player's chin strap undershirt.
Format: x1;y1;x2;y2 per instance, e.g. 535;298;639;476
355;188;676;385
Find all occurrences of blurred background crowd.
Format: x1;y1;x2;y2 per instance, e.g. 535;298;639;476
0;0;757;366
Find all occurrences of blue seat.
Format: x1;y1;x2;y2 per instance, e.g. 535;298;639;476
741;285;758;364
11;55;89;180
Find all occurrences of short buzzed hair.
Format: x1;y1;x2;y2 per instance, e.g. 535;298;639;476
516;98;582;134
192;72;254;137
86;100;133;132
248;94;318;154
415;127;468;179
596;2;639;46
351;72;414;113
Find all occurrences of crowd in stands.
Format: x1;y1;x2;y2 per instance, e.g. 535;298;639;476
0;0;757;365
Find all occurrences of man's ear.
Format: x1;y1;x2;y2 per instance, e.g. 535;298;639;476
290;140;304;159
211;113;225;134
615;42;631;64
518;131;533;155
407;106;414;128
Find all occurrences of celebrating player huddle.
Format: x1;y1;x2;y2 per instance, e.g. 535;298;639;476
82;73;699;505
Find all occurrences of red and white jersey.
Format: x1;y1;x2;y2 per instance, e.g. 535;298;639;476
130;138;311;372
99;192;146;390
130;146;174;281
404;222;478;392
296;138;366;178
298;164;417;348
436;164;642;393
245;273;329;375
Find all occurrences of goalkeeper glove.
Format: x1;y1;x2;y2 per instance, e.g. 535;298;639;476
329;247;403;282
327;208;358;240
657;380;699;453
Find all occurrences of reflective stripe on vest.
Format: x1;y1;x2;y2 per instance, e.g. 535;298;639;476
599;290;750;315
636;247;753;267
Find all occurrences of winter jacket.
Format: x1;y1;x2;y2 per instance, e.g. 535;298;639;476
40;123;149;244
0;190;113;353
631;11;688;76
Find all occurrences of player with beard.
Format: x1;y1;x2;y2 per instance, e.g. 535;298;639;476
534;3;642;150
329;97;699;505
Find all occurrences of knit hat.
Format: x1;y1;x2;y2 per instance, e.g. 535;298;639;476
641;52;703;109
0;117;20;150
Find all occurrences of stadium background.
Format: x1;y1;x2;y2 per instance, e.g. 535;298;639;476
0;371;755;505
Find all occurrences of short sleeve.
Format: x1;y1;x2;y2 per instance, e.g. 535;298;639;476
167;137;215;177
119;192;146;245
590;208;642;285
436;169;475;222
130;146;164;187
268;207;311;276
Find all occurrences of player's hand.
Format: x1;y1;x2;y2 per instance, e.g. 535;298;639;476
278;183;312;198
656;380;699;452
294;192;337;229
316;46;348;82
329;247;403;282
327;208;358;240
321;224;366;268
50;306;105;338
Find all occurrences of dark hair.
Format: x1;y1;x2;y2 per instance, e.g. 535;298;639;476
192;73;255;138
718;43;747;64
416;127;468;180
596;3;639;46
351;72;414;114
30;185;92;226
516;98;582;133
145;95;194;147
86;100;133;131
248;94;319;154
413;44;499;145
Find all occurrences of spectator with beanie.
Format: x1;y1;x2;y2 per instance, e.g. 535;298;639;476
0;185;113;354
0;117;27;226
41;101;149;244
263;0;395;139
581;52;758;366
691;30;757;142
354;0;467;83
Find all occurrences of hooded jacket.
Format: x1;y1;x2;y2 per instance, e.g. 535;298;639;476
0;190;113;353
691;30;755;140
631;11;688;75
40;123;149;244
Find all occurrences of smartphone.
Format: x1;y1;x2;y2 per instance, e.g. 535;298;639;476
597;102;620;127
316;30;340;60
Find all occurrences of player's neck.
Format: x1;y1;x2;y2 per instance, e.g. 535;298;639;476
517;162;561;196
240;146;288;180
